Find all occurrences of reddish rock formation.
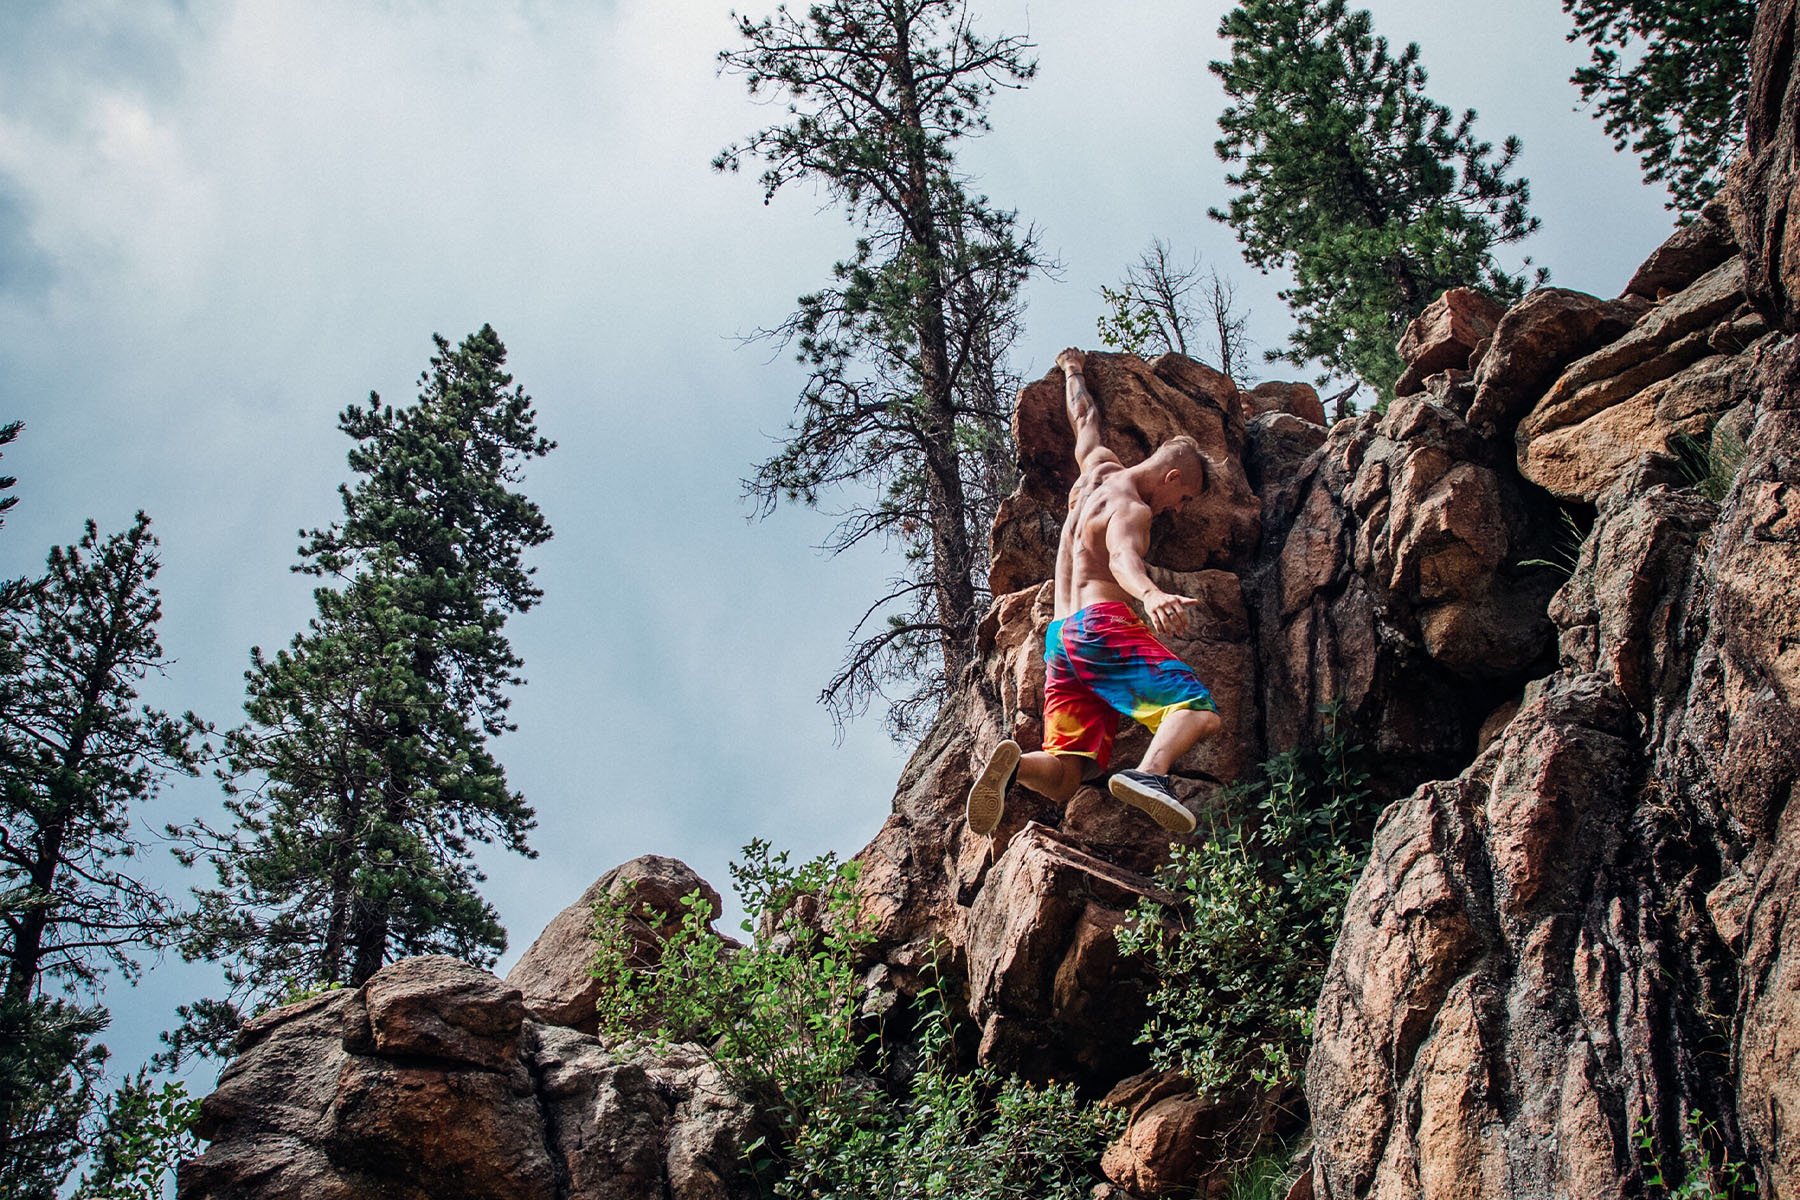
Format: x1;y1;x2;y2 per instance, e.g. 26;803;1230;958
1394;287;1508;398
1515;257;1766;500
180;956;767;1200
962;824;1172;1083
1727;0;1800;331
1244;380;1327;426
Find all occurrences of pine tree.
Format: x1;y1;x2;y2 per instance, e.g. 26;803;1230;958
0;514;204;1194
718;0;1038;737
1210;0;1540;398
1563;0;1755;214
176;327;551;1040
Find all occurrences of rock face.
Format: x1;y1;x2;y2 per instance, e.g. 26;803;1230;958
180;956;767;1200
1393;287;1507;398
1303;19;1800;1181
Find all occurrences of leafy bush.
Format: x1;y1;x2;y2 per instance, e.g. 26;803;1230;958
1638;1111;1755;1199
1116;706;1377;1095
73;1072;201;1200
593;843;1120;1197
592;839;874;1133
777;971;1121;1200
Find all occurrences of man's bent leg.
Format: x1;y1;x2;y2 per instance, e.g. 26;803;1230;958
1017;751;1084;803
1138;707;1222;775
1109;709;1222;834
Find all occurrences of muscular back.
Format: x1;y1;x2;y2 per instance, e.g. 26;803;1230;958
1052;463;1147;618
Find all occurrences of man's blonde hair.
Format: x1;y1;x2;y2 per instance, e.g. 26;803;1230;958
1153;435;1210;492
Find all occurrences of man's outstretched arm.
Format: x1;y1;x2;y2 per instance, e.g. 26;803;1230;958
1059;348;1120;474
1104;502;1201;637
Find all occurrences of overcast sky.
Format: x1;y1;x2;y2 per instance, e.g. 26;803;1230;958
0;0;1678;1093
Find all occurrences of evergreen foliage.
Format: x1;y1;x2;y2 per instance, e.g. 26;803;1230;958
1117;708;1376;1104
1209;0;1540;398
717;0;1040;738
176;327;551;1046
1564;0;1755;215
0;511;202;1197
0;996;107;1200
0;515;203;1005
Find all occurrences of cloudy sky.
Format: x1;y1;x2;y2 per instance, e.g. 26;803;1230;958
0;0;1678;1090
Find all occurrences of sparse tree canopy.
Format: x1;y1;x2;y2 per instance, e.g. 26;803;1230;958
1210;0;1540;398
1563;0;1755;215
0;515;204;1005
176;327;551;1046
718;0;1039;739
1096;239;1255;384
0;511;203;1195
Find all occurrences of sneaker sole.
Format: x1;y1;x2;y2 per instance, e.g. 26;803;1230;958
966;740;1021;836
1109;774;1197;834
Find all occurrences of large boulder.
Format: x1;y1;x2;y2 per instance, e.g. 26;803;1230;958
962;824;1171;1083
1515;258;1764;500
1465;288;1648;436
507;855;726;1033
1394;287;1507;398
180;955;766;1200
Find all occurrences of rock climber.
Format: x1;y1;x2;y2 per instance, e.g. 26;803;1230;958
967;347;1223;836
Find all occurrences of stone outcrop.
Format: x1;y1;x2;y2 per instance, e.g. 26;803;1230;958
1727;0;1800;331
1302;16;1800;1184
1393;287;1507;398
180;956;767;1200
962;824;1173;1084
1515;257;1769;500
507;855;728;1034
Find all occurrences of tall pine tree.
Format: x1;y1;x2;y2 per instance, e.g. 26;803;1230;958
0;513;205;1196
1563;0;1755;214
1210;0;1540;398
176;326;551;1041
718;0;1039;737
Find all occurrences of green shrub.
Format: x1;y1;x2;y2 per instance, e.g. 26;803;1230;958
592;839;874;1134
593;843;1121;1197
1638;1111;1755;1199
1116;706;1377;1096
778;970;1121;1200
73;1072;201;1200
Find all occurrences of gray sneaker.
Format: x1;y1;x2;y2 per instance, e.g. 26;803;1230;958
1109;770;1197;834
966;740;1021;836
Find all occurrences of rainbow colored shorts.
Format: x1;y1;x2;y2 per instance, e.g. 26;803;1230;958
1042;601;1217;770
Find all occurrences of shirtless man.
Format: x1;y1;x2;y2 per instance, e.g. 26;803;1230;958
966;347;1223;836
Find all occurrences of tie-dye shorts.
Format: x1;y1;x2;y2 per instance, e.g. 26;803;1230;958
1042;600;1217;770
